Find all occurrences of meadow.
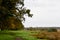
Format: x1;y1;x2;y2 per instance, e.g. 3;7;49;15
0;28;60;40
0;30;40;40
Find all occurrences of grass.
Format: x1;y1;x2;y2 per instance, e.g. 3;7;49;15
0;30;41;40
0;29;59;40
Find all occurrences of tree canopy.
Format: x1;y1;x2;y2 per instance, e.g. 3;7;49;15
0;0;33;30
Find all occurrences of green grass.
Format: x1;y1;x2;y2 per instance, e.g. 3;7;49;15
0;30;46;40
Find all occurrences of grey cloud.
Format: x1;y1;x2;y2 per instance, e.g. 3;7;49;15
24;0;60;27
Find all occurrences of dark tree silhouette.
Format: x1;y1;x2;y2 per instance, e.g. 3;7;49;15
0;0;33;30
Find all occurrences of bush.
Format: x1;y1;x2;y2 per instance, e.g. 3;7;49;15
47;28;57;32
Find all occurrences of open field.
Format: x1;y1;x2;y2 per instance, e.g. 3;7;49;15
0;29;60;40
0;30;41;40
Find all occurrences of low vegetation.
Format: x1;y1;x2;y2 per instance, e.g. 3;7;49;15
0;28;60;40
0;30;39;40
31;30;60;40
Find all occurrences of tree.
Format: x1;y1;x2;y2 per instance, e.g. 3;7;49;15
0;0;33;30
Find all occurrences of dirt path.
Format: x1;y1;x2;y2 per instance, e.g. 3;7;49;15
15;37;24;40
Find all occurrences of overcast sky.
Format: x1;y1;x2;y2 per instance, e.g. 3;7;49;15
23;0;60;27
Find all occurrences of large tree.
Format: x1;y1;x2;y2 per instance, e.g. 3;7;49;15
0;0;33;30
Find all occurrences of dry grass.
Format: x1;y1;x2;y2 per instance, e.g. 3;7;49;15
32;31;60;40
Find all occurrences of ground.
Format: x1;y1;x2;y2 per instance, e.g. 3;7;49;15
0;30;40;40
0;30;58;40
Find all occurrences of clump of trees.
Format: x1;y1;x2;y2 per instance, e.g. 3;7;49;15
47;28;57;32
0;0;33;30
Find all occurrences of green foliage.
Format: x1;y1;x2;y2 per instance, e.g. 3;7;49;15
0;0;33;30
0;0;32;21
47;28;57;32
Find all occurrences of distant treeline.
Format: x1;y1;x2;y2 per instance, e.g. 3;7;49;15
24;27;60;32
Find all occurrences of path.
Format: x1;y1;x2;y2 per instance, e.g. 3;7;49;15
15;37;24;40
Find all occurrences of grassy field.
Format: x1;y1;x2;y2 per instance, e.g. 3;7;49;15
0;30;59;40
0;30;42;40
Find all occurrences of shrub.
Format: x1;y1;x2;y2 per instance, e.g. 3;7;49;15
47;28;57;32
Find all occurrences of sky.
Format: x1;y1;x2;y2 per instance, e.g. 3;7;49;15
23;0;60;27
